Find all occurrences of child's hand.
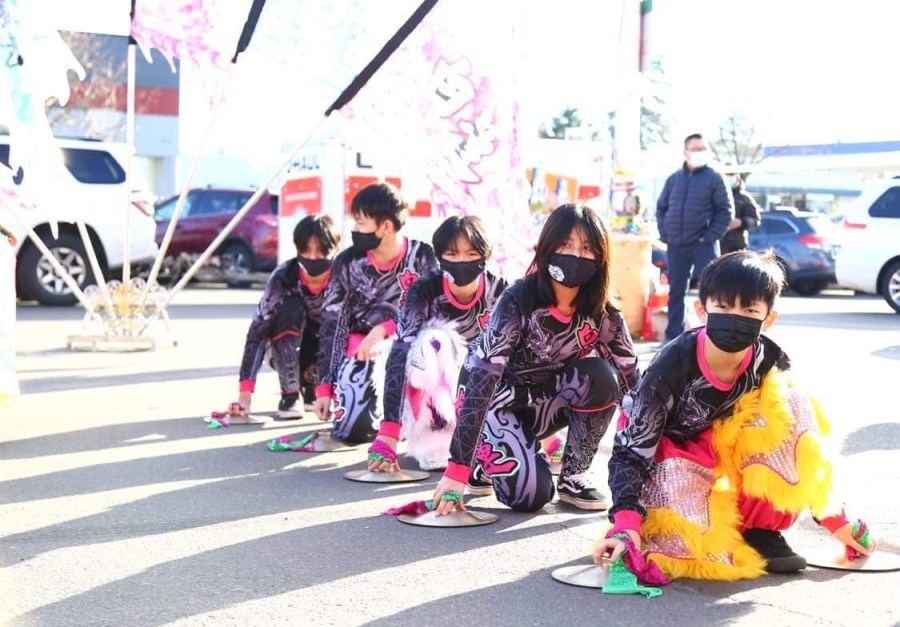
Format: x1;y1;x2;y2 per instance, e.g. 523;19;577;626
367;435;399;472
237;391;252;414
355;324;388;361
313;396;332;422
592;529;641;564
832;522;875;556
432;476;467;516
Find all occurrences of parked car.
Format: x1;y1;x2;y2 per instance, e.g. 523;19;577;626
2;137;159;305
748;208;840;296
153;188;279;282
835;178;900;313
650;209;839;296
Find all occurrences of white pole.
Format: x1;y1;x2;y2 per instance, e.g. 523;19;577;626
123;41;137;284
75;219;118;321
140;63;236;305
140;114;331;332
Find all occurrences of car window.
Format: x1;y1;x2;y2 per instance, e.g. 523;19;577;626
61;148;126;184
803;214;839;234
868;187;900;218
155;194;195;222
187;191;252;217
761;216;797;235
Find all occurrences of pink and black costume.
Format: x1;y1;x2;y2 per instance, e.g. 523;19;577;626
238;258;328;403
316;238;437;443
378;269;508;468
444;276;640;511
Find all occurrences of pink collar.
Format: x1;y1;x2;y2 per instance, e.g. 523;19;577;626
696;328;753;391
442;274;485;311
299;267;330;295
547;306;573;324
367;237;408;272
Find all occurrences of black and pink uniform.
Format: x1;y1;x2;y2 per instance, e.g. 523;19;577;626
239;258;328;402
607;328;790;526
378;269;508;438
445;275;640;511
316;238;437;443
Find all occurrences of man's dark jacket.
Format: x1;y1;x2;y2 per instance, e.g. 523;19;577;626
656;164;734;247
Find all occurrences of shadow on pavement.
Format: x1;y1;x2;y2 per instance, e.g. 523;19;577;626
840;422;900;456
18;366;238;394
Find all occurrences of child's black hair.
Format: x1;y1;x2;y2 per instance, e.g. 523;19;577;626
698;250;785;312
529;203;612;317
293;214;341;257
350;182;408;231
432;215;492;260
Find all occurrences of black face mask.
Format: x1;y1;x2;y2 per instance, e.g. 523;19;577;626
351;230;382;252
440;258;485;286
705;312;764;353
547;253;596;288
298;256;331;277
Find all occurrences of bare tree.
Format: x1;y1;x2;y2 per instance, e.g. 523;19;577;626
539;107;583;140
710;112;764;167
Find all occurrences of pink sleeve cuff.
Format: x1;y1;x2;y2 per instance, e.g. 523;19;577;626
380;320;397;337
610;509;643;534
239;380;255;393
315;384;333;399
378;421;402;439
444;461;471;483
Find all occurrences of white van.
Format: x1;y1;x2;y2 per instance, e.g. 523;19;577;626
1;137;159;305
835;177;900;313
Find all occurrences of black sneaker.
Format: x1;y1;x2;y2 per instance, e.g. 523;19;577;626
742;528;807;573
277;394;302;419
466;465;493;496
557;474;608;511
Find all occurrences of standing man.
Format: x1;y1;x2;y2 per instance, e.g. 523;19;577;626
720;170;761;254
656;133;734;343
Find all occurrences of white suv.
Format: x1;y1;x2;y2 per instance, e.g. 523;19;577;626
835;178;900;313
1;137;159;305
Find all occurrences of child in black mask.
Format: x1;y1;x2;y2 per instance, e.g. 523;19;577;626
597;250;875;580
431;203;639;513
232;215;340;420
366;215;508;472
313;183;437;442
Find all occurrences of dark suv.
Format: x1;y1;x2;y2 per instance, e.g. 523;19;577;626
154;188;279;280
748;208;840;296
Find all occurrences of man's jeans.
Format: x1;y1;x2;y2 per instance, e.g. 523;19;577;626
665;241;718;342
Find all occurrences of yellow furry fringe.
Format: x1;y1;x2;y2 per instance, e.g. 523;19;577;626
713;370;834;517
644;490;766;581
639;371;837;580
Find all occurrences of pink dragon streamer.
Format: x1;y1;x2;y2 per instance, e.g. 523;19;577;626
343;0;534;278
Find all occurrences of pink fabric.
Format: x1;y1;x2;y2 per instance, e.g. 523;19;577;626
239;379;255;393
346;333;366;358
696;329;754;392
613;534;671;586
406;386;425;420
366;238;408;271
818;512;849;534
547;306;573;324
738;494;797;532
444;461;471;483
442;274;485;311
611;510;644;534
315;384;333;399
382;500;433;516
381;320;397;338
378;421;402;439
368;438;398;464
299;268;329;295
654;431;716;467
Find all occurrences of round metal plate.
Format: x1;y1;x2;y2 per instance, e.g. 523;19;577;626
398;510;499;527
551;563;610;588
311;433;357;452
344;469;431;483
805;549;900;572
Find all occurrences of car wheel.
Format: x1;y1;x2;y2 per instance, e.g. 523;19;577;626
790;279;827;297
881;259;900;314
218;241;255;288
17;232;96;306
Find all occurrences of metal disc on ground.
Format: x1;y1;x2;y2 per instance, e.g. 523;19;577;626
344;469;430;483
312;433;357;452
805;549;900;572
551;563;611;588
228;414;273;425
398;510;498;527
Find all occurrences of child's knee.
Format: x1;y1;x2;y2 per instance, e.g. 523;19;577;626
573;357;619;405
